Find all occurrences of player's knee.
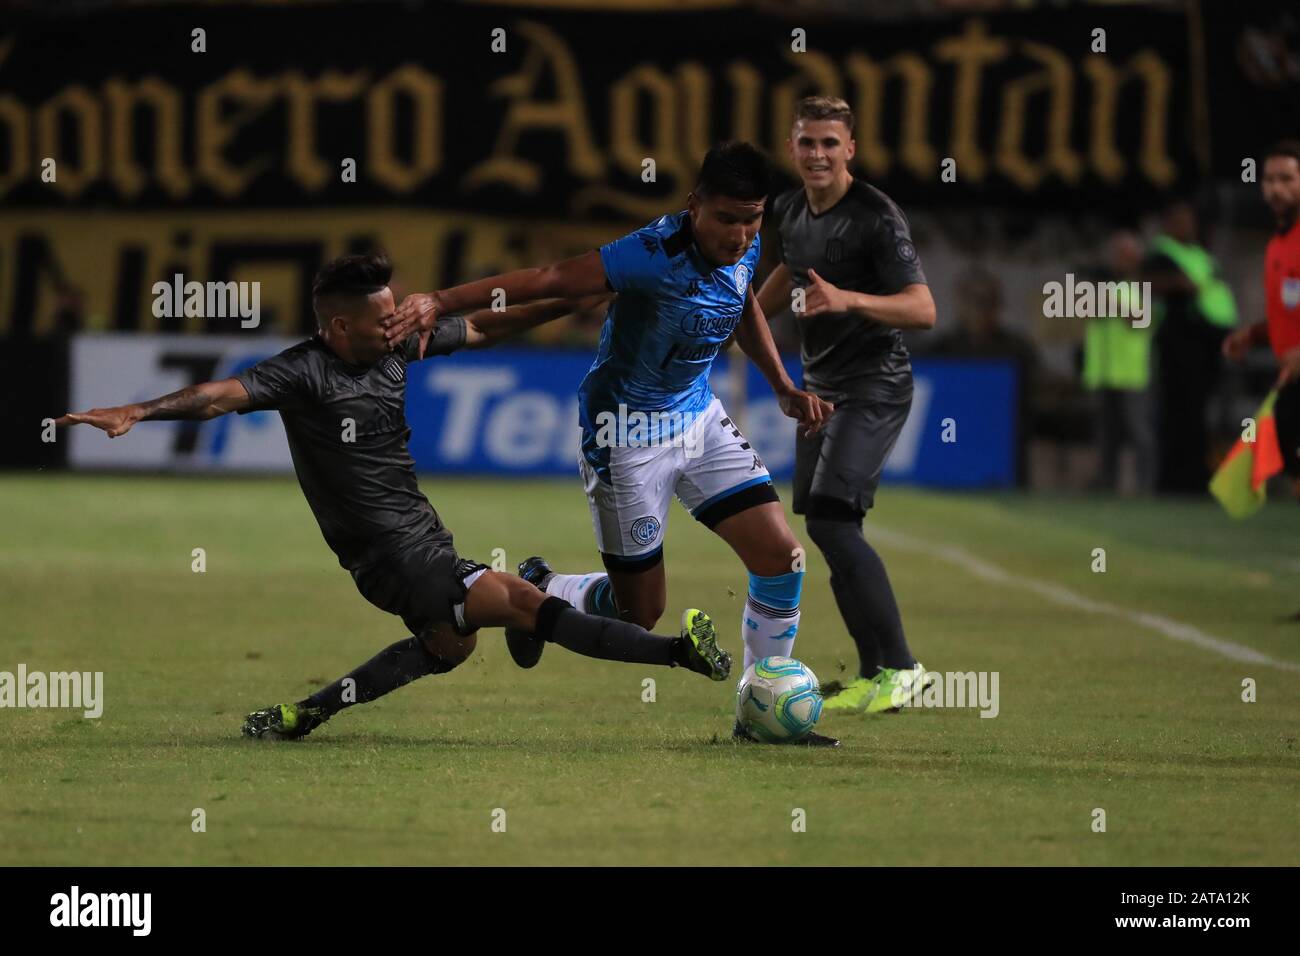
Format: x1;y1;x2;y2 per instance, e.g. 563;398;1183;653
746;536;803;577
462;569;546;632
495;572;546;626
805;516;849;552
418;623;477;672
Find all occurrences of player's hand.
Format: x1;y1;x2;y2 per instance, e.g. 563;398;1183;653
777;387;833;434
54;405;141;438
1222;327;1253;363
1276;346;1300;388
383;292;443;348
801;269;851;318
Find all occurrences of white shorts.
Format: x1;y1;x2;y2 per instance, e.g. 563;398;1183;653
580;398;774;565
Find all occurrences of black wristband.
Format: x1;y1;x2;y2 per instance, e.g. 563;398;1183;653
422;315;469;357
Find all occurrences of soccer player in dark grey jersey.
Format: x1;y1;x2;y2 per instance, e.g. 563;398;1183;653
756;96;936;715
56;254;731;740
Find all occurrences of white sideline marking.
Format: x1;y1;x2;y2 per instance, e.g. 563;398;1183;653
871;527;1300;675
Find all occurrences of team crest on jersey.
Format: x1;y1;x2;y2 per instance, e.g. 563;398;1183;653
1283;277;1300;309
732;263;751;296
379;353;406;384
825;238;844;264
630;515;661;546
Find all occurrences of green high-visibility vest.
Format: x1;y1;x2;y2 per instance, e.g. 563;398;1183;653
1083;281;1151;391
1147;234;1238;329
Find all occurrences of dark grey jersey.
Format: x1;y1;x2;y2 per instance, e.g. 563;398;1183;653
770;180;926;402
234;317;466;572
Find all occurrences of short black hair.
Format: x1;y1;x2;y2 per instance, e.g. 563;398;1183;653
311;253;392;325
694;141;771;202
1265;139;1300;166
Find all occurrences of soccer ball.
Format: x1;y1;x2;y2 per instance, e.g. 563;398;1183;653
736;656;823;743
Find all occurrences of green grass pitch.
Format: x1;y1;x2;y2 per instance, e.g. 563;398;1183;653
2;474;1298;865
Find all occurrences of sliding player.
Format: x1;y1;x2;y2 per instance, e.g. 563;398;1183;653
384;143;840;746
56;254;731;740
756;96;935;715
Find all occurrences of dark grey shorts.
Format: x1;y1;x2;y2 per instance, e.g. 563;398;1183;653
351;530;488;635
793;394;913;520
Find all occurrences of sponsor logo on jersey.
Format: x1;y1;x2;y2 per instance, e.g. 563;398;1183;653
682;309;738;337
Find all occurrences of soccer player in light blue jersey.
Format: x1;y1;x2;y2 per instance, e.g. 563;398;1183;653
383;143;839;745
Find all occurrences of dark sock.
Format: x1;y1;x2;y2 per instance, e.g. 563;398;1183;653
806;517;914;674
536;596;680;666
828;571;881;677
300;637;444;718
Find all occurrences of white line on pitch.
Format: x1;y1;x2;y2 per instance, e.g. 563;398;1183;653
871;526;1300;674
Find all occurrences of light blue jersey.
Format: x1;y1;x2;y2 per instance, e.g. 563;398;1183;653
580;211;759;477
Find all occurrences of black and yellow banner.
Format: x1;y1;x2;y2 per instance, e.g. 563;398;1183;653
3;2;1198;217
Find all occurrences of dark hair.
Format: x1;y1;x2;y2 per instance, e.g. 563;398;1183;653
793;95;855;134
1265;139;1300;166
694;141;771;202
311;253;392;325
312;253;392;302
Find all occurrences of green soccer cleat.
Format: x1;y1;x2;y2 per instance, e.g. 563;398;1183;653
864;662;929;714
241;702;328;741
679;609;731;681
821;676;879;715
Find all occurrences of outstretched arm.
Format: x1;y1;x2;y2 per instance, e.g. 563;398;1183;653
385;250;610;347
55;379;251;438
461;294;612;350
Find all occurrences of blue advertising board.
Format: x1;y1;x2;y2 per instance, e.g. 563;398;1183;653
70;336;1016;486
403;349;1017;487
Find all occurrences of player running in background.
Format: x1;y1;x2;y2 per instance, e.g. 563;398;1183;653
756;96;936;715
56;254;731;740
384;143;841;746
1223;139;1300;501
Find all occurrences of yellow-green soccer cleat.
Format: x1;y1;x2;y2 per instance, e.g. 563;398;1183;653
821;676;879;715
241;702;327;740
680;609;732;681
864;663;929;714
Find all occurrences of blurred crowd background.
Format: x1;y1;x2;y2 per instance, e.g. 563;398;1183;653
4;0;1299;493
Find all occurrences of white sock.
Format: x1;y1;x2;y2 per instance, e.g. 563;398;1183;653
741;599;800;675
544;572;607;614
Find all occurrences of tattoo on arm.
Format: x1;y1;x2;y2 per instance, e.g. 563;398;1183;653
136;386;219;421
